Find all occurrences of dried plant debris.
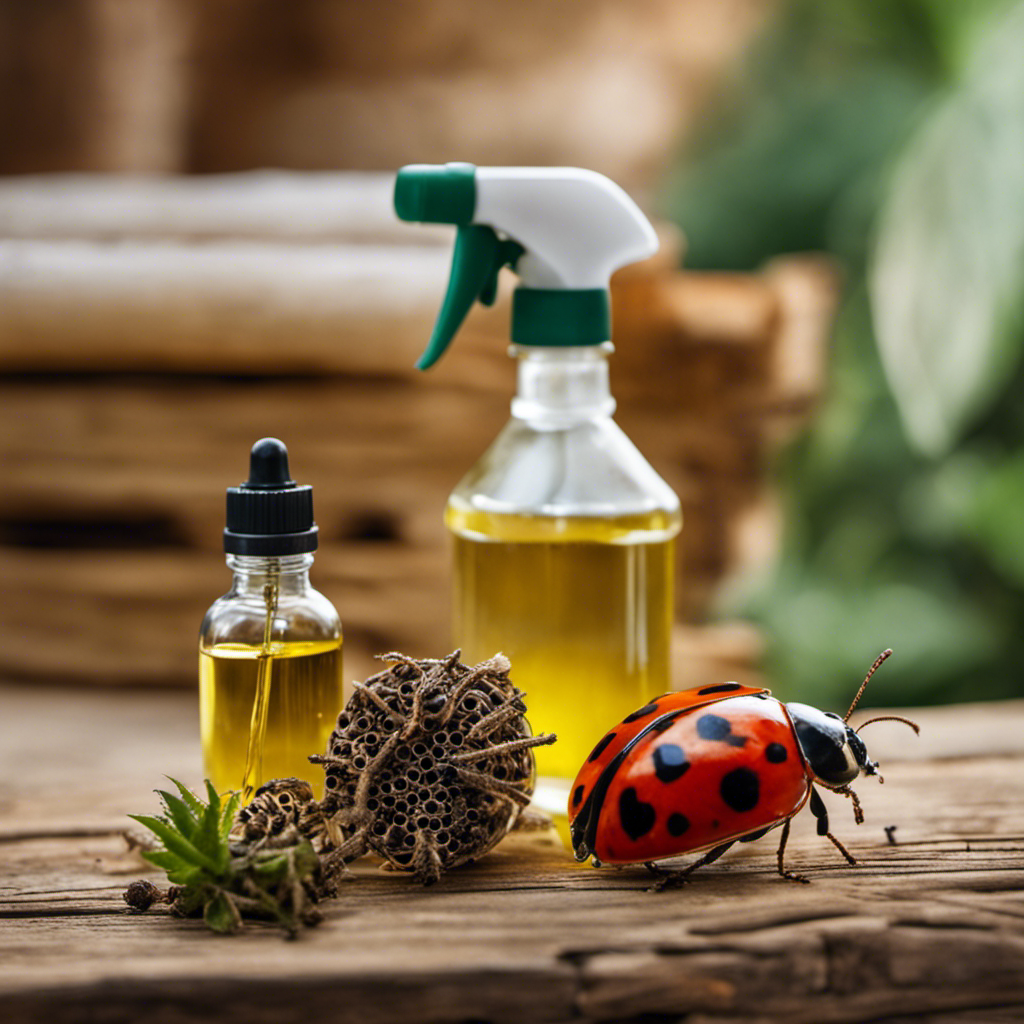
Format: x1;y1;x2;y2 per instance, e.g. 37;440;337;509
234;777;333;846
125;778;327;937
311;650;556;884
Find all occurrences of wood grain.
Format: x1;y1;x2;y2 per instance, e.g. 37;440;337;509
1;684;1022;1023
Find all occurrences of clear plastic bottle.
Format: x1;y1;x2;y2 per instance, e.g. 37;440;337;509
446;346;680;816
198;439;343;799
394;162;680;822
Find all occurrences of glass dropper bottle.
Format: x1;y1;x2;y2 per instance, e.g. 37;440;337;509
198;438;343;800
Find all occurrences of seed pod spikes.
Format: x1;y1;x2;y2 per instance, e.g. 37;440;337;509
311;650;556;884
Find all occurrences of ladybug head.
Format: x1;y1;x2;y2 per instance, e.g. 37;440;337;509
785;703;877;786
787;650;919;789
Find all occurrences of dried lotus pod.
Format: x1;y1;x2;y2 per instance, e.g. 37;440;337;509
311;650;556;884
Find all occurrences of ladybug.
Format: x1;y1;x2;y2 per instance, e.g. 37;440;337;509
568;650;919;884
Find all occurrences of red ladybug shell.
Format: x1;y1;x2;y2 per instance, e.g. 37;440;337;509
569;682;770;825
569;688;810;865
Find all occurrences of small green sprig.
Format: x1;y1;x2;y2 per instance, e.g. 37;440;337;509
126;778;322;937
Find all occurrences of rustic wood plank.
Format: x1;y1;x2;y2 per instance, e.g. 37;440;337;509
1;684;1022;1023
0;534;767;693
0;546;448;687
0;172;447;243
0;364;794;685
0;239;452;375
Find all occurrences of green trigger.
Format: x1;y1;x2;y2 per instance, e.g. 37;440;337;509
416;226;523;370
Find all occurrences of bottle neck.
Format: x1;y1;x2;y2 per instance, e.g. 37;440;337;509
226;553;313;596
510;344;616;427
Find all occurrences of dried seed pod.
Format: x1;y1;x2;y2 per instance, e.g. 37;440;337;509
232;777;330;847
123;879;164;912
311;650;556;884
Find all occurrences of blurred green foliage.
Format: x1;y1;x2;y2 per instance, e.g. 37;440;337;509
662;0;1024;708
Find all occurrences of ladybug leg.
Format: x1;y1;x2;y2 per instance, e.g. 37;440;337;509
836;785;864;825
775;818;809;884
646;841;735;892
824;830;857;866
810;786;858;868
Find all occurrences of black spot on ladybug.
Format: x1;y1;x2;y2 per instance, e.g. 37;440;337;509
697;714;748;747
651;718;676;733
720;768;760;813
765;742;788;764
712;820;720;829
653;743;690;783
588;732;616;762
697;683;743;695
667;813;690;836
623;702;659;723
618;787;656;841
572;785;585;808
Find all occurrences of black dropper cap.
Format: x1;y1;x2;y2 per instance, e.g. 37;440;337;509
223;438;318;556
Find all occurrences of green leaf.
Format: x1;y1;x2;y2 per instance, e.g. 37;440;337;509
666;67;928;271
168;777;205;820
251;852;291;886
204;779;221;819
192;799;228;874
203;890;242;935
870;0;1024;456
291;839;320;879
962;448;1024;585
141;849;189;874
918;0;1011;73
127;814;220;874
156;790;198;840
142;850;204;887
219;791;241;842
171;886;205;917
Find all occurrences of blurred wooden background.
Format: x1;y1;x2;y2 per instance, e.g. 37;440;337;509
0;173;836;688
0;0;837;691
0;0;772;188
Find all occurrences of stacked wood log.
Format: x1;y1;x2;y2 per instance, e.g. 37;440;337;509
0;173;837;688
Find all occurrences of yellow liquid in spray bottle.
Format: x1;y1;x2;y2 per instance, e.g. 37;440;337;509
448;505;679;812
445;348;682;829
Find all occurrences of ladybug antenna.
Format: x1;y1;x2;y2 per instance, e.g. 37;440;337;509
843;649;893;723
855;715;920;736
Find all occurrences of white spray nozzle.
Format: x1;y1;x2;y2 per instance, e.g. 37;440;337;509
394;163;658;368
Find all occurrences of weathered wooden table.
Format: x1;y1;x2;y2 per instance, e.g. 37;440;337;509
2;681;1023;1023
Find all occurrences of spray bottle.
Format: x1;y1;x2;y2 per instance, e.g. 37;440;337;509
395;163;681;819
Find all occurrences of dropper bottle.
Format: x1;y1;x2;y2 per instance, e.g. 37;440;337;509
198;438;343;799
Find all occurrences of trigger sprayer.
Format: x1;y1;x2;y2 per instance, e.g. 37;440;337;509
394;162;658;368
394;163;680;827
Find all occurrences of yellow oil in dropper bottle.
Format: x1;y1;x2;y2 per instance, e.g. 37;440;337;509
239;577;278;802
199;439;343;800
